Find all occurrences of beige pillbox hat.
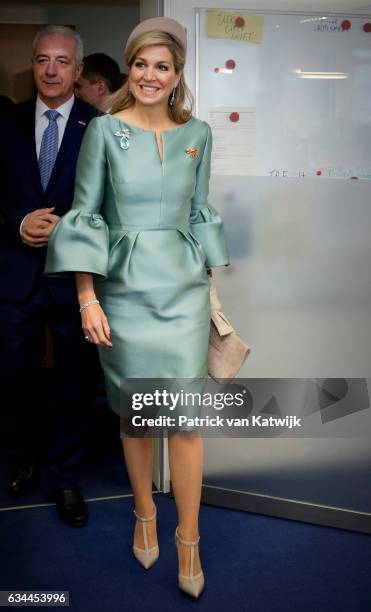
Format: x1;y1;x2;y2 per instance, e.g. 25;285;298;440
125;17;187;54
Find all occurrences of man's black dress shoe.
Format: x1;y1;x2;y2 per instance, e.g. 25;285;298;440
52;489;88;528
8;461;41;497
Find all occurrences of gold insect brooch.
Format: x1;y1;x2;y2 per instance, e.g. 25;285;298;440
185;147;199;159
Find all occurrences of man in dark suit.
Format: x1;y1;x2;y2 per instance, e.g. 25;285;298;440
0;25;101;527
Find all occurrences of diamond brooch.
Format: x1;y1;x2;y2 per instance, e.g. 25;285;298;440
114;129;131;150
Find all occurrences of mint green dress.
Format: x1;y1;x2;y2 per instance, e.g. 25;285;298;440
45;114;229;423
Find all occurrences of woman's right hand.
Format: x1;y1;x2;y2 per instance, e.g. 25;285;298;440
81;303;113;348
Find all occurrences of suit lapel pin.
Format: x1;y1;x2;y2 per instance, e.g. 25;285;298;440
114;129;131;150
78;120;87;126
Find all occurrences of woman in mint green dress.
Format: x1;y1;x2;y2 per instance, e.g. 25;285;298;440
45;17;228;598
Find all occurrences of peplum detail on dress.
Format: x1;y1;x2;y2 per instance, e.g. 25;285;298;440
189;205;229;268
45;209;109;278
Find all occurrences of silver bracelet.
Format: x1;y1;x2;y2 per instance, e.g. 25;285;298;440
79;299;100;313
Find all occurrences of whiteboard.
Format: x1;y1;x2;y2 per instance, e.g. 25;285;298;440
188;7;371;379
197;10;371;178
165;0;371;521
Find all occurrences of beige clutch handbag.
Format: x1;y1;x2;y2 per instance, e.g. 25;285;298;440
208;279;251;383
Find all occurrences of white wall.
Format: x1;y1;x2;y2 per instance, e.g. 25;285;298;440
0;2;140;69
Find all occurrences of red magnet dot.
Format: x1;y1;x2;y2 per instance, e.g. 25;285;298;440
341;19;351;31
363;23;371;32
316;170;322;176
350;176;359;179
234;17;245;28
214;67;220;73
229;112;240;123
226;59;236;70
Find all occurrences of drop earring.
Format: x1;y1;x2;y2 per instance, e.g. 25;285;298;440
170;87;176;107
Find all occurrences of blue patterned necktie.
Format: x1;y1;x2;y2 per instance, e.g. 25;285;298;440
38;109;60;191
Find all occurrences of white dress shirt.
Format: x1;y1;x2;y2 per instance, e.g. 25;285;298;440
35;94;75;158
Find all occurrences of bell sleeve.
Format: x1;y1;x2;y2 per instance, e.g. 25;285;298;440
44;117;109;278
189;122;229;268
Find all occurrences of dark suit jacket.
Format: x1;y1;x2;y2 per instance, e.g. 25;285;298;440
0;97;100;303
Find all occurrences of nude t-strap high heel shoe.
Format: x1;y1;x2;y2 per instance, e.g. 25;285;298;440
132;507;159;569
175;526;205;598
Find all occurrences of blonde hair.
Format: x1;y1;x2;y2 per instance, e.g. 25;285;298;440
110;30;193;123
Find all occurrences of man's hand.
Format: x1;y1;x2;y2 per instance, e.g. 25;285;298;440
20;207;61;248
